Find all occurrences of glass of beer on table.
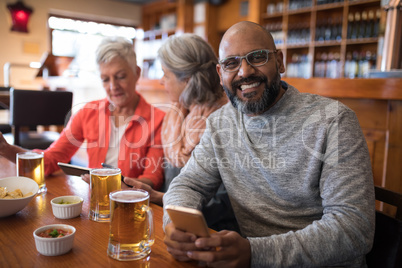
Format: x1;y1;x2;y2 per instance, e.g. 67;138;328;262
89;167;121;222
16;151;46;193
107;189;154;261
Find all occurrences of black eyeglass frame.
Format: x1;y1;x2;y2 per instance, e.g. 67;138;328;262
219;49;278;72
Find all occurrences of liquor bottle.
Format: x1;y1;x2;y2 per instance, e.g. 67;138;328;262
349;51;359;78
361;51;372;78
366;10;375;38
334;52;342;78
301;23;309;44
344;52;352;78
331;17;338;41
315;52;327;77
358;51;365;77
336;16;342;41
315;19;322;41
347;13;354;39
359;11;367;39
326;52;340;78
324;18;332;41
314;53;322;77
373;9;381;37
352;12;361;39
318;19;326;42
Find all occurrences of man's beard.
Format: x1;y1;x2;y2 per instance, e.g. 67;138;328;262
223;72;282;115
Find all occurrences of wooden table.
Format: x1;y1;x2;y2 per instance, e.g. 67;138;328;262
0;157;198;268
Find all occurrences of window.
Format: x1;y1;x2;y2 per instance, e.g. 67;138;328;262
48;16;136;78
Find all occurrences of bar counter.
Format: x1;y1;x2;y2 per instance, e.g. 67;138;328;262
0;156;198;268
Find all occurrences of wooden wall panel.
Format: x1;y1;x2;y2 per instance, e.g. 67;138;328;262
362;129;388;186
386;101;402;191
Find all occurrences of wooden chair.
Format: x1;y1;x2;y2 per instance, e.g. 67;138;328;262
6;89;73;149
366;186;402;268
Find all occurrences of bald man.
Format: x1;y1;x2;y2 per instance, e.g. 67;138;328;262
163;21;374;267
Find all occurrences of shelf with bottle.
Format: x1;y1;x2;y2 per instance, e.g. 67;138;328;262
314;49;343;78
143;29;176;41
344;50;377;78
288;0;313;10
141;0;177;41
258;0;384;78
285;48;312;78
264;17;285;47
315;9;343;45
346;8;381;41
265;0;285;16
287;12;311;46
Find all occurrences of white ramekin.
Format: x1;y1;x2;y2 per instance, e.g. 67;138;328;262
33;224;76;256
51;196;83;219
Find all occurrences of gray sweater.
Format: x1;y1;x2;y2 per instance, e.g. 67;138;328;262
163;85;375;267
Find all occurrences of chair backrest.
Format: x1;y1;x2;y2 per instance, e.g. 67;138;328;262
366;186;402;268
9;89;73;145
0;87;11;109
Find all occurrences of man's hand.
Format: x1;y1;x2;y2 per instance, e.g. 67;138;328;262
164;223;251;268
187;230;251;268
164;222;198;262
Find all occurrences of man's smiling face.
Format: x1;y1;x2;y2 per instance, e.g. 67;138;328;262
217;22;286;116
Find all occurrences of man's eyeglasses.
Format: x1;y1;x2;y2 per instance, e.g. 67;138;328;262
219;49;278;72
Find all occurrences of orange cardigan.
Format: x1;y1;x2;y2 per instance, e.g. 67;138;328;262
35;95;165;190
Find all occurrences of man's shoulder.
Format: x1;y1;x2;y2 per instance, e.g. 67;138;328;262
289;85;353;115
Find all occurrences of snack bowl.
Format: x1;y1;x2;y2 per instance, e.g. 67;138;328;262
51;196;83;219
0;176;39;218
33;224;76;256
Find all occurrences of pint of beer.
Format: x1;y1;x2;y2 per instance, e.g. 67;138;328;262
17;152;46;193
89;168;121;222
107;189;154;261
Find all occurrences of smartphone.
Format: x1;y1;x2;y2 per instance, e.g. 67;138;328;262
57;162;91;177
165;205;210;237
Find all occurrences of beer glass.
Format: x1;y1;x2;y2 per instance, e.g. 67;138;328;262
89;168;121;222
16;151;46;193
107;189;154;261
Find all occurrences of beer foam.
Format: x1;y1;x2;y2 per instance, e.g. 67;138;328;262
111;190;148;203
91;168;120;176
18;153;43;160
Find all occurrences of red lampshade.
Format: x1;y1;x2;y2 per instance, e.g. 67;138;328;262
7;1;33;33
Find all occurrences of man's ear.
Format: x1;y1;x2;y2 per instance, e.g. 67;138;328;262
276;50;286;74
216;64;223;86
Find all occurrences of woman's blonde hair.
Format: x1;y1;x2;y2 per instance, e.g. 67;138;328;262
96;36;138;75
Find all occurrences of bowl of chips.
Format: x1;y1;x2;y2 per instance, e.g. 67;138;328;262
0;176;39;217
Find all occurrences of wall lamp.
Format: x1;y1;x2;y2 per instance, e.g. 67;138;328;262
7;0;33;33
